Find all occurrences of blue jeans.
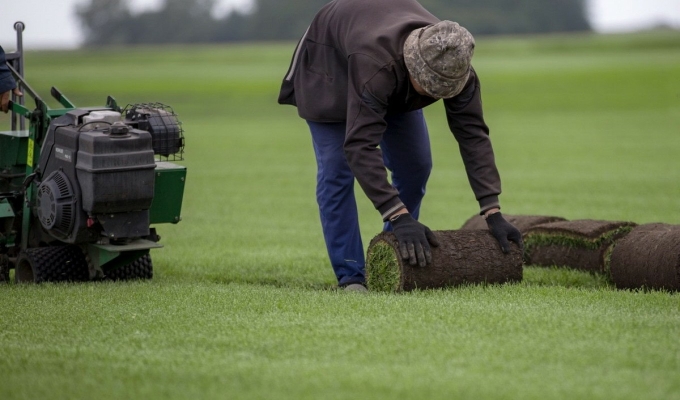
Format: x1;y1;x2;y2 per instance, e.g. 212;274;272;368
307;110;432;286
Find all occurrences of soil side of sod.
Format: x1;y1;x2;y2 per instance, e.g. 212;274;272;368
366;230;523;292
459;214;567;234
609;223;680;291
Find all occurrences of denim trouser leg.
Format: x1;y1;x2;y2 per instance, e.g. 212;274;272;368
309;121;365;286
382;110;432;231
307;110;432;285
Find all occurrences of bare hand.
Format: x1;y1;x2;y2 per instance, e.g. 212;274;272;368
1;87;22;113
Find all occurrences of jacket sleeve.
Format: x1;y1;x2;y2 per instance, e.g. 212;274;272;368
443;68;501;214
343;55;405;220
0;46;17;94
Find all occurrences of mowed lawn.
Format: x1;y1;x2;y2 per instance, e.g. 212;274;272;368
1;31;679;399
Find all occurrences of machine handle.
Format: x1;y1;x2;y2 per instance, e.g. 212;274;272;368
51;87;75;109
6;63;40;103
9;101;31;118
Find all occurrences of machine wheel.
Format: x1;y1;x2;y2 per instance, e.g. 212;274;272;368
0;255;9;283
15;246;90;283
105;254;153;281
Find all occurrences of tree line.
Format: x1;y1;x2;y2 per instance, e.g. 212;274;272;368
77;0;591;46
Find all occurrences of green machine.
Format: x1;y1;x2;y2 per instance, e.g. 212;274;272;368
0;22;187;283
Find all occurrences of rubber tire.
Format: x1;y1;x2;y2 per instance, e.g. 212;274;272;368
15;246;90;283
0;255;9;283
105;254;153;281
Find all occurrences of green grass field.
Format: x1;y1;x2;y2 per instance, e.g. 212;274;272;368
1;31;679;399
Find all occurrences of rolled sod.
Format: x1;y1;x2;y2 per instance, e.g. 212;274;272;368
459;214;567;234
523;220;636;273
366;230;523;292
609;223;680;291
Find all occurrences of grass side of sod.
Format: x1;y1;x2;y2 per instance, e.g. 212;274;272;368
1;31;679;399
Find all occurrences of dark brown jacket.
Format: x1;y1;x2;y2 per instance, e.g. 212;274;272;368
279;0;501;220
0;46;17;94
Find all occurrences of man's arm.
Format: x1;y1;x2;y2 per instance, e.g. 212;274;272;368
343;55;438;266
343;56;405;220
443;68;501;214
0;45;21;113
444;68;522;253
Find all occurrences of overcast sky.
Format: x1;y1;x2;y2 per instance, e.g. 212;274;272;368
1;0;679;49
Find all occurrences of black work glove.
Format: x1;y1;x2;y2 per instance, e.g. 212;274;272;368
486;212;523;254
390;214;439;267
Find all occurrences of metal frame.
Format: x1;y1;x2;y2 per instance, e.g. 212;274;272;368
2;22;186;280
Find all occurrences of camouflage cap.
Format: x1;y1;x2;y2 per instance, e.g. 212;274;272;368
403;21;475;99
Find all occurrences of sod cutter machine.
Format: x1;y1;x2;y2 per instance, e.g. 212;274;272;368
0;22;187;283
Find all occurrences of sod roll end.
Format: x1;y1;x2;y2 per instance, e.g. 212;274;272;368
366;230;523;292
609;223;680;291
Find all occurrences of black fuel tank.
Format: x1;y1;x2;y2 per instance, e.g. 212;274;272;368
75;124;156;214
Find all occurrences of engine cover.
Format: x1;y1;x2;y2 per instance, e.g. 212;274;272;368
76;124;156;214
36;170;76;237
36;109;156;244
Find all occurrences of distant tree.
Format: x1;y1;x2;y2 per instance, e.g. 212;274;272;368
78;0;218;45
242;0;590;40
213;11;250;42
76;0;591;46
383;0;590;35
243;0;329;40
76;0;132;45
150;0;217;43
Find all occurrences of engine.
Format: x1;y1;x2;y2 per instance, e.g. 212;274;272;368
34;106;181;245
